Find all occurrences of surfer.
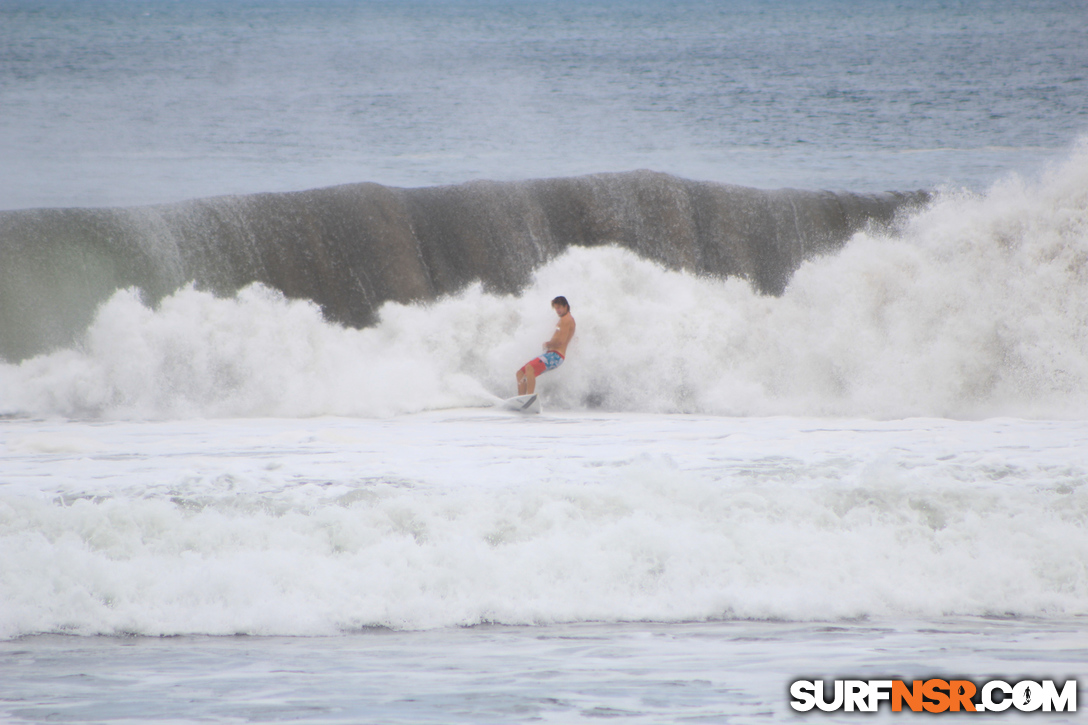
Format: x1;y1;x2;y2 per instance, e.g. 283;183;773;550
517;296;576;395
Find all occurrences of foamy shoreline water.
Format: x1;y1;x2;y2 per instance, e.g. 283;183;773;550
2;412;1086;640
3;618;1085;724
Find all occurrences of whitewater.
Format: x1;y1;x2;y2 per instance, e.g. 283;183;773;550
2;145;1088;723
3;412;1088;636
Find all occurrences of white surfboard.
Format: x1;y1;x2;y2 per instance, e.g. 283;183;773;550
499;393;541;414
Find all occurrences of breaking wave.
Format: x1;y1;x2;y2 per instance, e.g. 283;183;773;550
3;144;1087;419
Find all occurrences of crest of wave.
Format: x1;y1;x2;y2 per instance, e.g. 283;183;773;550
746;141;1088;418
3;143;1087;419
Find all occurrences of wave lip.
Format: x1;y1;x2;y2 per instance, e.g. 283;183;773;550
0;171;926;362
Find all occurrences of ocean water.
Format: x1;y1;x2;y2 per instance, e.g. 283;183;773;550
1;0;1085;209
2;0;1088;722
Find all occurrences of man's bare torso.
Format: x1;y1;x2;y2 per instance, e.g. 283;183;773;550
545;311;575;357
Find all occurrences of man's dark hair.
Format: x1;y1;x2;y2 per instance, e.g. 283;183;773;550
552;296;570;309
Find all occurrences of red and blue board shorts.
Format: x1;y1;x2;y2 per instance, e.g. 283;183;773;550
522;350;564;376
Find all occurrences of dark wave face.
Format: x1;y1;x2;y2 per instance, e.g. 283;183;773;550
0;171;925;362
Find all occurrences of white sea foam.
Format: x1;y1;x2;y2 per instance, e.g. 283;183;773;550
2;149;1087;635
1;415;1085;639
2;145;1087;420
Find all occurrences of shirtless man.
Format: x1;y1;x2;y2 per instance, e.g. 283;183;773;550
517;296;576;395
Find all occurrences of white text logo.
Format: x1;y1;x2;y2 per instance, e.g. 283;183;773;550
789;679;1077;713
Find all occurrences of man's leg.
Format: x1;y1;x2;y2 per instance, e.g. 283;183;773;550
516;365;536;395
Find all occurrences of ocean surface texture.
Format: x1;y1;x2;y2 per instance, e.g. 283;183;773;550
1;0;1087;723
